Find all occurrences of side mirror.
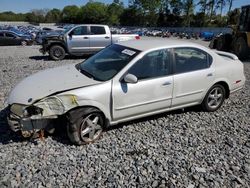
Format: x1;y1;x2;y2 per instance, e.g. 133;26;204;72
124;74;138;84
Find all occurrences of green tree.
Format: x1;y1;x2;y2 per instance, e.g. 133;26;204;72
207;0;216;22
120;7;144;26
45;9;61;23
61;5;80;23
79;2;108;24
183;0;194;27
107;2;124;25
228;0;234;13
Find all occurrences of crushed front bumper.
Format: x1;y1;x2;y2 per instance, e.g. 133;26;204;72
7;112;52;133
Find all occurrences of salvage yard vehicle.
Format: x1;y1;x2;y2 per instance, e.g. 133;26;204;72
210;5;250;59
7;39;245;145
39;24;140;60
0;30;33;46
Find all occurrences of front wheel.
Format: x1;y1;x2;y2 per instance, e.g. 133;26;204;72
202;84;226;112
67;108;105;145
49;45;66;61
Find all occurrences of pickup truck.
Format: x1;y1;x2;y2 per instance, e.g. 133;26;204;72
40;24;140;60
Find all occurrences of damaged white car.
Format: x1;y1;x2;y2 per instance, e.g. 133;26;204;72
7;39;246;145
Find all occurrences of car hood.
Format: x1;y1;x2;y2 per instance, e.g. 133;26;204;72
8;64;101;105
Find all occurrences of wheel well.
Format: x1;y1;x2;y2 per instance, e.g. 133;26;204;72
49;43;66;52
66;106;109;127
214;81;230;98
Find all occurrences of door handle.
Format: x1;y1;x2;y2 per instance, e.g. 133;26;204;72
162;82;171;86
83;37;89;39
207;73;213;77
105;36;110;39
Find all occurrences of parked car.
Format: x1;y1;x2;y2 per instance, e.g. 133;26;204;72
39;24;140;60
0;30;33;46
201;31;215;41
7;39;245;145
35;30;64;44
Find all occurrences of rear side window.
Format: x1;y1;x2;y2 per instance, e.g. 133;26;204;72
0;33;4;37
90;26;106;35
71;26;88;35
174;47;212;74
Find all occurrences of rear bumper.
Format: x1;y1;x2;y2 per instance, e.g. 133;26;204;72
230;86;244;94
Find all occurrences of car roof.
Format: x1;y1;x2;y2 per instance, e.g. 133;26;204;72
118;39;204;51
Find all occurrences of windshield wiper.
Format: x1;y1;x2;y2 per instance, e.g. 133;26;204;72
75;63;102;81
81;69;95;79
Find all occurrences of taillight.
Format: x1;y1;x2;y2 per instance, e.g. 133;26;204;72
135;36;140;40
235;80;241;84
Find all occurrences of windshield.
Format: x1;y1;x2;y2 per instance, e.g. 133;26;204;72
79;44;140;81
62;25;74;34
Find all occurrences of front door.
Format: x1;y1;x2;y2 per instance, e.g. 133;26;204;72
112;49;173;120
67;26;90;54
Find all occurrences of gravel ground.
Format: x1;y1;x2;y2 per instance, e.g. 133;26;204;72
0;38;249;188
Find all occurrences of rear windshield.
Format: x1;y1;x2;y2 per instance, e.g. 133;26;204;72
79;44;141;81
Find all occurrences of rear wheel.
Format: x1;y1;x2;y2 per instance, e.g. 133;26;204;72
49;45;66;60
234;37;248;60
202;84;226;112
67;108;105;145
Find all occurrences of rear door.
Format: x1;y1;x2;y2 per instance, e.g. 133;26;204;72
172;47;214;107
67;26;89;54
89;26;111;52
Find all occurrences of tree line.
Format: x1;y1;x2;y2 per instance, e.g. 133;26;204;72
0;0;240;27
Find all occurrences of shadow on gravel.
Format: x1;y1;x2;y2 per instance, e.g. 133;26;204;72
0;108;25;144
0;105;202;145
242;58;250;63
107;105;202;131
29;54;91;61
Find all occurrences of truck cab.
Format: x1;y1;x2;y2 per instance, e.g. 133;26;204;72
40;24;139;60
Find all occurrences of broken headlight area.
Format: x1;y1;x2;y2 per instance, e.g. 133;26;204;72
34;95;78;117
7;95;78;134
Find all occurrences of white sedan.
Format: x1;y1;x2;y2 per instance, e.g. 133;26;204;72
7;39;246;145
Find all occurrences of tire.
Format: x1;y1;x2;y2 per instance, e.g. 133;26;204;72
67;108;105;145
216;36;225;51
234;37;248;60
49;45;66;61
202;84;226;112
21;41;27;46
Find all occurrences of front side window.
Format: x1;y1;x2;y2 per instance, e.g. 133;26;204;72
90;26;106;35
79;44;140;81
174;47;211;74
71;26;88;35
0;33;4;37
128;49;171;80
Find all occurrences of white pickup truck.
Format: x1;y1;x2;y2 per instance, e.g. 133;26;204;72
40;24;140;60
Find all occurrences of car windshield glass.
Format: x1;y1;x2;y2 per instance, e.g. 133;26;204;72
63;26;74;34
79;44;140;81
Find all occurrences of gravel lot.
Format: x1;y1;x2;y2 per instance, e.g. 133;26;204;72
0;38;249;188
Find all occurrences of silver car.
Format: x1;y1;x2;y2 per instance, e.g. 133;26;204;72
7;39;246;145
